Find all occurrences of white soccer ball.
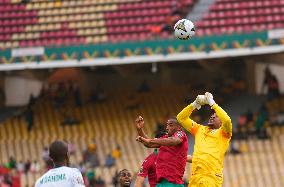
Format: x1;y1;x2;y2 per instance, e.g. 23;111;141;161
174;19;195;40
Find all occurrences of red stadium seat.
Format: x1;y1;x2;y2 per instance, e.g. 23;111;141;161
198;0;284;36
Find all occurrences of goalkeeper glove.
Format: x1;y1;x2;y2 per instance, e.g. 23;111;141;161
205;92;215;106
192;95;206;110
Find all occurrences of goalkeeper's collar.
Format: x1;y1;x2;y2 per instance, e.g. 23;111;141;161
154;148;158;155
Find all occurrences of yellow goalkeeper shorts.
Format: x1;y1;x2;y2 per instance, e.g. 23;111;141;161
188;173;222;187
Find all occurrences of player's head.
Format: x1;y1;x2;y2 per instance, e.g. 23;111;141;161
155;129;167;138
166;117;181;136
49;140;69;167
118;169;132;187
208;113;222;129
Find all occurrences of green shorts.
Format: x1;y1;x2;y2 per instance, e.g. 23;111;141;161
157;179;184;187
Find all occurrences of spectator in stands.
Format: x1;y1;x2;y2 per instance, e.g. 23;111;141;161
25;95;35;132
105;153;115;168
67;141;76;155
137;80;150;93
112;170;119;187
41;147;49;162
21;0;30;3
246;109;254;124
112;145;122;160
7;157;16;169
86;169;95;186
16;161;24;173
55;82;67;107
30;160;40;173
78;162;86;174
82;149;92;164
90;85;107;104
89;154;100;168
95;176;106;187
161;16;175;34
263;67;280;100
236;113;248;139
24;160;31;175
150;25;162;37
255;105;270;139
118;169;132;187
2;174;12;187
72;82;82;107
88;138;97;153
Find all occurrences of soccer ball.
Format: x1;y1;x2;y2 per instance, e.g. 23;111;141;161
174;19;195;40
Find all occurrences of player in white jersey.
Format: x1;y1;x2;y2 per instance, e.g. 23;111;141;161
35;140;85;187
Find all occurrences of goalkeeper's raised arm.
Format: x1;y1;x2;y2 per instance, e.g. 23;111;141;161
176;95;206;134
205;92;232;137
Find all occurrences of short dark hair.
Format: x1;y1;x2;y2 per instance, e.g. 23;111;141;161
168;117;180;125
155;131;167;138
119;169;131;176
49;140;68;163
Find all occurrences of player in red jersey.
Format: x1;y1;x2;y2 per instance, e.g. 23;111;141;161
136;116;188;187
135;148;159;187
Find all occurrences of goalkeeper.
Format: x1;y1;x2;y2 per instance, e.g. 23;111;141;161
177;92;232;187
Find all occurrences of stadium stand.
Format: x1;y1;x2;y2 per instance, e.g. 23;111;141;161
1;84;284;186
196;0;284;36
0;0;195;48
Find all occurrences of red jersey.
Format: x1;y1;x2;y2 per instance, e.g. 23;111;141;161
156;130;188;184
137;152;157;187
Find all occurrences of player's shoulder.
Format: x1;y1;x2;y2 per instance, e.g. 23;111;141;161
65;167;82;176
175;130;187;137
144;153;157;162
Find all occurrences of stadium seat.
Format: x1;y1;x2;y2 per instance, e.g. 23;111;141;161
197;0;284;35
0;0;195;49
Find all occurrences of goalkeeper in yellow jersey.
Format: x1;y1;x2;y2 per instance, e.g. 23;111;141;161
177;92;232;187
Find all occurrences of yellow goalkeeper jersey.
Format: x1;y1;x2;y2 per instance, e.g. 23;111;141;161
177;104;232;180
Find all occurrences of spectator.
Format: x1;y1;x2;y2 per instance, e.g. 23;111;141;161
16;161;24;173
24;160;31;174
86;169;95;185
112;145;122;160
72;82;82;107
41;147;49;162
236;114;248;139
30;160;40;173
112;170;119;187
105;154;115;168
25;106;34;132
78;162;86;174
95;176;105;187
68;141;76;155
7;157;16;169
137;80;150;93
89;153;100;168
256;105;270;139
263;67;280;100
88;138;97;153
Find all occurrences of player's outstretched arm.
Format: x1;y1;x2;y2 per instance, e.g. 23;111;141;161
136;136;182;147
136;136;161;148
213;104;232;136
205;92;232;136
134;176;145;187
135;116;149;139
148;137;182;146
177;95;205;133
